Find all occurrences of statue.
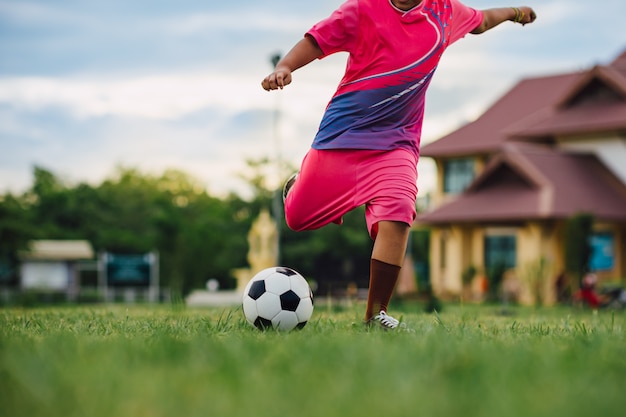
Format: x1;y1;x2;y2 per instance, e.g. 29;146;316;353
233;209;279;292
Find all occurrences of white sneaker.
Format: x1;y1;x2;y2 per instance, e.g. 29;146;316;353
368;310;399;330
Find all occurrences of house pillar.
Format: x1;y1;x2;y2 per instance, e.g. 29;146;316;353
430;225;484;299
430;228;444;297
517;222;558;305
446;225;464;296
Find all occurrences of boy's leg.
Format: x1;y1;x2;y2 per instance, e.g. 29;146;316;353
284;149;356;232
364;220;411;321
357;149;417;322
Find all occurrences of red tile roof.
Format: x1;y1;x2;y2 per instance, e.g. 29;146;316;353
421;49;626;158
416;144;626;224
554;64;626;107
420;73;579;157
417;49;626;225
512;102;626;138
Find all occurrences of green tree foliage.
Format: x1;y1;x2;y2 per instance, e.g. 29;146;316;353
1;161;424;297
0;193;35;285
0;166;256;294
564;213;594;284
485;261;507;302
241;157;375;294
281;207;372;294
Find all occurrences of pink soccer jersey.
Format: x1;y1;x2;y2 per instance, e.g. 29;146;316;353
307;0;483;158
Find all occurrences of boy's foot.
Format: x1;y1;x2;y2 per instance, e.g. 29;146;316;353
282;173;298;202
366;310;399;330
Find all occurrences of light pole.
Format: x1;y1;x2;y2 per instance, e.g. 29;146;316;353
270;52;283;265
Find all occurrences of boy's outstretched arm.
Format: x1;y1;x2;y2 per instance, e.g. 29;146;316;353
471;6;537;34
262;35;323;91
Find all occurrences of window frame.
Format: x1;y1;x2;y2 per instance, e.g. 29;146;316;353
483;230;517;271
443;158;475;194
588;231;615;272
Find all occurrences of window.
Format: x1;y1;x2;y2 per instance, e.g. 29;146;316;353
443;159;475;194
589;232;615;271
484;235;516;270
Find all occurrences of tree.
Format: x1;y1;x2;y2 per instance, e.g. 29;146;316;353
280;207;372;294
564;213;594;286
0;193;34;285
3;166;257;295
1;162;387;298
91;167;253;293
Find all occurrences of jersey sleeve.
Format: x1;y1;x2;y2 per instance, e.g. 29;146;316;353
306;0;359;58
448;0;484;44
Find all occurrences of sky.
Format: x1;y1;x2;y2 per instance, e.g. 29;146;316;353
1;0;625;199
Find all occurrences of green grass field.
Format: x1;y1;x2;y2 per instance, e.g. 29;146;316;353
1;303;625;417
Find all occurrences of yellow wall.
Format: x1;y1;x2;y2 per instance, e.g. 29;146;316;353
515;222;559;305
430;228;443;295
430;226;471;298
426;157;625;303
428;219;625;305
429;225;480;299
432;160;445;208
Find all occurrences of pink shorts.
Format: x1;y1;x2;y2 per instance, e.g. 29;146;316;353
284;148;418;239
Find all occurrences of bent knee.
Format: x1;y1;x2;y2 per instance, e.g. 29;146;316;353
285;205;332;232
285;214;308;232
284;206;309;232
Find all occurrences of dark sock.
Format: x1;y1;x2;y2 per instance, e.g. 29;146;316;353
365;258;401;321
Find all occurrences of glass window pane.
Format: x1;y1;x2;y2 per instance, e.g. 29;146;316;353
484;235;516;269
589;232;615;271
444;159;474;194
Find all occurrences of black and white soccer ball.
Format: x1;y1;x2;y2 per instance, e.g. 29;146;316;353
242;267;314;331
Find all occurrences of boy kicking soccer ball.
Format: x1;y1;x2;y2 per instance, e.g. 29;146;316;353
262;0;536;329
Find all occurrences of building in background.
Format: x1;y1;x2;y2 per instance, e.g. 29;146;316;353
19;240;94;301
417;49;626;304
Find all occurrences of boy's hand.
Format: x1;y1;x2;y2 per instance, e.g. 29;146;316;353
262;66;293;91
515;7;537;25
260;36;322;91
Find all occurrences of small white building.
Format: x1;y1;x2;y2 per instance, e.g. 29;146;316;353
19;240;94;300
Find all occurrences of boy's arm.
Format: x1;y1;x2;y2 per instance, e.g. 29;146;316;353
471;6;536;34
262;35;323;91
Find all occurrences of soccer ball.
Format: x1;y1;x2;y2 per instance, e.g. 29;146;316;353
242;266;314;331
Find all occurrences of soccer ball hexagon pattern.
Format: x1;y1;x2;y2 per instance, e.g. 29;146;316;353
242;266;314;331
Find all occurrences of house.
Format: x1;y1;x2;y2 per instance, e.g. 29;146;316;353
19;240;94;300
416;49;626;304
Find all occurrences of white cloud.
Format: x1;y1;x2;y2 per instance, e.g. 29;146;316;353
0;50;346;122
1;0;625;199
0;1;82;25
0;73;266;120
0;61;345;197
161;11;316;36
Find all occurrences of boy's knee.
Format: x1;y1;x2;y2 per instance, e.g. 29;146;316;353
285;209;308;232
